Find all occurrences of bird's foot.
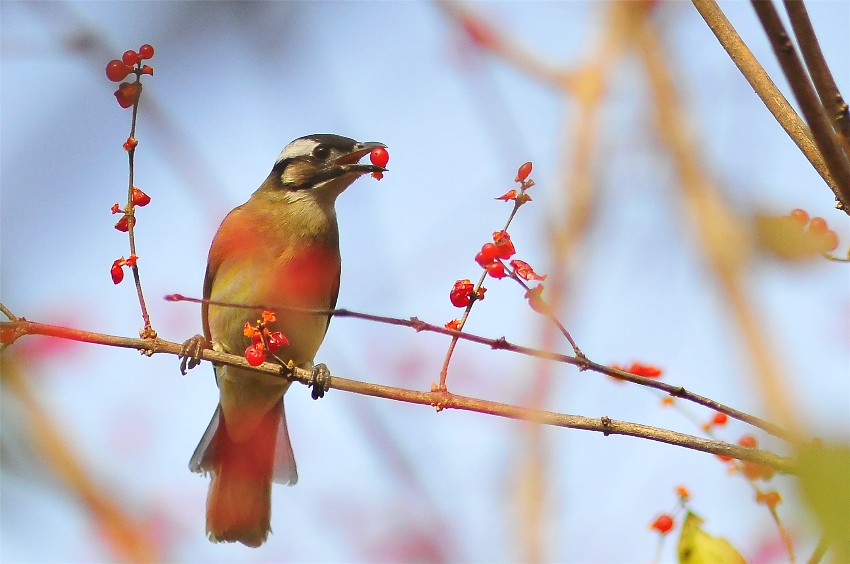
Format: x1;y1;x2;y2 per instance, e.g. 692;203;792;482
308;363;331;400
179;334;208;375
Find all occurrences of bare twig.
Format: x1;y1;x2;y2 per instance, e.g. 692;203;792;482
164;295;795;441
690;0;840;199
0;314;797;473
783;0;850;142
751;0;850;211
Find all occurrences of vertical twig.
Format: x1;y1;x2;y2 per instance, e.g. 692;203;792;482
690;0;836;195
751;0;850;212
782;0;850;142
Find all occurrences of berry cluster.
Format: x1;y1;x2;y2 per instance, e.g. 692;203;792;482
106;44;155;287
370;147;389;180
444;162;545;331
106;44;155;109
787;209;839;252
243;310;289;367
759;208;842;259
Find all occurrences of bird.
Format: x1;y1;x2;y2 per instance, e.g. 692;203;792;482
186;134;387;547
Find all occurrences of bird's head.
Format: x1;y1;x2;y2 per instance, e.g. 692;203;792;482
262;134;387;200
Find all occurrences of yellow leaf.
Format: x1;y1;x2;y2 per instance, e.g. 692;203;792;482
677;511;745;564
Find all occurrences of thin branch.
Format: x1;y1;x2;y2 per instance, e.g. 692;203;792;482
0;315;796;473
783;0;850;142
751;0;850;211
690;0;841;201
164;295;795;442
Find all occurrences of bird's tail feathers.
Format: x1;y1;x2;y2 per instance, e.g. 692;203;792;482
189;401;296;547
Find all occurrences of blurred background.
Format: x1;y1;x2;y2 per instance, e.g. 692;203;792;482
1;1;848;562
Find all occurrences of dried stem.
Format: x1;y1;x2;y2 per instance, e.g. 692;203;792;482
0;315;796;474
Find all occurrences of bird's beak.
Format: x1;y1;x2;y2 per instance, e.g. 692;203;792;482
333;141;388;173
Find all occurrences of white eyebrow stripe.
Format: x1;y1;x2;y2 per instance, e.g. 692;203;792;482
276;138;318;163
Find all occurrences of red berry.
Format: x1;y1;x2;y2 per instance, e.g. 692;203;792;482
114;82;142;109
123;137;138;151
106;60;131;82
789;208;809;225
515;161;533;183
138;44;155;59
110;259;125;284
712;412;728;426
486;261;506;279
808;217;828;232
738;435;758;448
450;280;475;307
110;265;124;284
267;331;289;352
244;344;266;366
628;362;663;378
114;214;135;232
651;514;674;534
140;65;154;76
370;147;389;168
124;254;138;267
122;50;140;66
479;243;499;263
492;230;516;259
131;187;151;207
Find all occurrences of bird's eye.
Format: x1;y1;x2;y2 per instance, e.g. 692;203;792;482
312;144;330;160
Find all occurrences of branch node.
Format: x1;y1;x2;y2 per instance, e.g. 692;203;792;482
600;415;612;436
671;386;688;398
491;337;509;350
409;317;427;332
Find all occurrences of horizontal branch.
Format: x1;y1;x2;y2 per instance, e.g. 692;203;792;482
165;294;795;442
0;315;795;474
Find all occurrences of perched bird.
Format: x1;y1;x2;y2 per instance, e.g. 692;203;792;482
187;134;387;547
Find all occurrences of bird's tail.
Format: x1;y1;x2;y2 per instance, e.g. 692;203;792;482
189;401;297;547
